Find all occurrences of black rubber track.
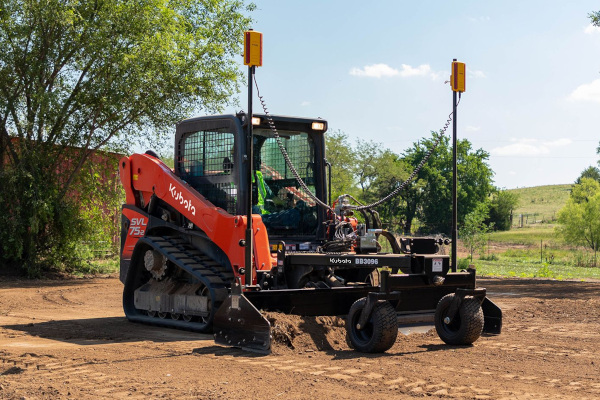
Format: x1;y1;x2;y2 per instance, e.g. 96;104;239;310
346;298;398;353
434;293;484;345
123;235;233;333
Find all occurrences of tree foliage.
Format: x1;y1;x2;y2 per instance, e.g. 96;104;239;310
363;150;411;232
460;203;492;261
403;132;495;235
557;178;600;265
487;190;519;231
325;130;496;235
590;10;600;27
325;130;357;200
0;0;252;274
576;166;600;185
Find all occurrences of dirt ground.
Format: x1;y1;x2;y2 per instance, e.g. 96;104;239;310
1;276;599;399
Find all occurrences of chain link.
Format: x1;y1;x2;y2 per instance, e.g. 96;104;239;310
253;75;460;213
351;98;459;211
254;75;334;211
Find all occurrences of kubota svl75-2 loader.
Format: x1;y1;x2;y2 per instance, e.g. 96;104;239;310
119;113;502;353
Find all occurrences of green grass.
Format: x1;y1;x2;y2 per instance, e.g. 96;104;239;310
508;184;571;222
472;258;600;280
488;225;561;245
465;184;600;279
72;257;120;276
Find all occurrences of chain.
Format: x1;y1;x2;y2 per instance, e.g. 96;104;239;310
254;75;334;211
253;75;460;213
350;97;459;211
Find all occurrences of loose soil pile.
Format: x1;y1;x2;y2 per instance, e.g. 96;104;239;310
266;312;349;354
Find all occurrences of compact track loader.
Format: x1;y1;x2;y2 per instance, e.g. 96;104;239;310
118;113;502;353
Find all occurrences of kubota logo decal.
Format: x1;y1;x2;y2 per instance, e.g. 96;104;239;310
169;183;196;216
329;258;351;264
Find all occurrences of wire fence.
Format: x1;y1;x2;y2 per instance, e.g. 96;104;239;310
511;212;558;227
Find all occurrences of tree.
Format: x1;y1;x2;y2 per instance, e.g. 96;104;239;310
325;130;358;200
364;150;411;232
403;132;495;235
460;203;492;261
590;10;600;27
353;139;386;195
576;166;600;184
0;0;252;274
556;178;600;266
487;190;519;231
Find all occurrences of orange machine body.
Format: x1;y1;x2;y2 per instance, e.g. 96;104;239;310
119;153;275;285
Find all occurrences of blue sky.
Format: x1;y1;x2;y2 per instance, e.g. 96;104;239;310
223;1;600;189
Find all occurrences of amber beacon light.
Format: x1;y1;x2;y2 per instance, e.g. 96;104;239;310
244;30;263;67
451;61;466;92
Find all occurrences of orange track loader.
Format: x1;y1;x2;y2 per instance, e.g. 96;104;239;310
119;113;502;353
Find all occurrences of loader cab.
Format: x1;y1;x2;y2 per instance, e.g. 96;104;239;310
175;114;328;243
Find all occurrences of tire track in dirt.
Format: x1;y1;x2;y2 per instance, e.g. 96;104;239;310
40;287;91;307
197;342;600;400
1;352;206;399
203;347;510;399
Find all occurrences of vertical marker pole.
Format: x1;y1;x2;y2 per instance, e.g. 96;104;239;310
451;59;458;272
450;59;465;272
243;29;262;288
245;64;254;287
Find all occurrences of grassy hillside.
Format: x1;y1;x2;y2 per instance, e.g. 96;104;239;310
477;183;600;275
507;184;572;223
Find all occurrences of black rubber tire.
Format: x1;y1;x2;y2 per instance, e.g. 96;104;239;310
346;298;398;353
434;293;484;345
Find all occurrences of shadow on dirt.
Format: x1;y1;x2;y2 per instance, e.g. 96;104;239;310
192;345;267;358
0;277;115;290
418;343;472;352
3;317;213;345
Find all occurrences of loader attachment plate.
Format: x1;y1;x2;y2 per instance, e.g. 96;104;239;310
213;281;271;353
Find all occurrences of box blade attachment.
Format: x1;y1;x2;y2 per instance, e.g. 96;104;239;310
213;279;271;353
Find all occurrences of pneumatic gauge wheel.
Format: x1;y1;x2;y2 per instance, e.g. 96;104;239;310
434;293;484;345
346;298;398;353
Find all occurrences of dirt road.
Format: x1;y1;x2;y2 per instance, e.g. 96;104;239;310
1;276;599;399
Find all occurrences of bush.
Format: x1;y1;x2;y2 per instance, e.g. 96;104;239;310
0;153;121;277
457;258;472;270
479;253;499;261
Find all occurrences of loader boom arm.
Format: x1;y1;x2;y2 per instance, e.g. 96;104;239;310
119;153;275;283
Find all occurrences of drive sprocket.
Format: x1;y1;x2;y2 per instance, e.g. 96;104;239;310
143;249;168;280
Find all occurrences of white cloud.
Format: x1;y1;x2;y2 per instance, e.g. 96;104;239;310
493;142;549;156
543;138;572;147
584;24;600;34
468;68;486;79
398;64;431;77
568;79;600;103
349;63;399;78
300;101;311;107
492;138;572;156
466;126;481;132
350;63;442;80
